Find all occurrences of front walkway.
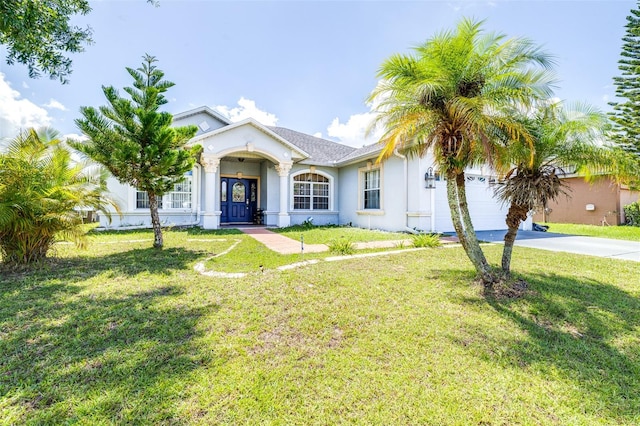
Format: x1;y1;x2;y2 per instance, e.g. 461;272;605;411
237;226;414;254
237;227;327;254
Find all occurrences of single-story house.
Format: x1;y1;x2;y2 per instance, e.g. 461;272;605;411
532;175;639;226
100;106;531;233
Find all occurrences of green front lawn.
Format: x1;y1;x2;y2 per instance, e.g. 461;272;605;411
541;222;640;242
1;228;639;424
272;224;410;244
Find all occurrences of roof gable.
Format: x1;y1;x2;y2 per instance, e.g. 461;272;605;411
173;106;231;136
190;118;310;160
267;127;356;166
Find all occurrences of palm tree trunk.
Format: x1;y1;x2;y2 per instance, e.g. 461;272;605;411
148;192;163;249
446;173;493;285
501;203;528;276
446;175;470;253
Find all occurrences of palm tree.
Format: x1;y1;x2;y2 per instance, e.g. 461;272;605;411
368;18;555;285
494;101;608;276
0;128;118;265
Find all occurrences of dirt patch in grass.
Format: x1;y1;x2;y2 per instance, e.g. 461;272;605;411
484;277;533;300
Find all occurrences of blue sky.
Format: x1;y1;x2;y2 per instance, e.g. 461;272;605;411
0;0;634;146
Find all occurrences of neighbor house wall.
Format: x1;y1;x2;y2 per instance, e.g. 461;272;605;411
532;177;621;225
619;187;640;224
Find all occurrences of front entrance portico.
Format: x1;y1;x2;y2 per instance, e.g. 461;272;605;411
192;119;310;230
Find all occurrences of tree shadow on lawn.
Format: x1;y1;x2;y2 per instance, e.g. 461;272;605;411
481;272;640;421
1;246;209;286
0;281;219;423
0;245;221;421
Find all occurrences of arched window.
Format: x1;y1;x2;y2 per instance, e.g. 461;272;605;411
293;173;330;210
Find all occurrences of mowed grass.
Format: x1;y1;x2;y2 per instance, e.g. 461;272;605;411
541;222;640;242
273;224;410;244
1;228;640;424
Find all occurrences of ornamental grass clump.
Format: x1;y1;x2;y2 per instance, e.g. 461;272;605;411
411;233;441;248
328;238;355;255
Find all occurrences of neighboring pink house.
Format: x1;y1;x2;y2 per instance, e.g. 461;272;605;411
533;175;639;225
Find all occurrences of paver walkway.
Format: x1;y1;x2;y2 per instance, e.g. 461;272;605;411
238;227;328;254
237;226;418;254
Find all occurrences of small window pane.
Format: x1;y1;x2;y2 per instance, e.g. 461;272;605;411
221;181;227;202
136;191;163;209
169;177;192;208
136;191;148;209
313;197;329;210
232;182;245;202
363;169;380;209
294;197;311;209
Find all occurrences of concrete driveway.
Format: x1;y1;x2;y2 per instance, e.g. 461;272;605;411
474;230;640;262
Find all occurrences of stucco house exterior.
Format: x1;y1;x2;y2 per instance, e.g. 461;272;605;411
100;106;531;233
532;175;639;226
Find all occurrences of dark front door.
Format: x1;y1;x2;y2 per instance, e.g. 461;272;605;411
220;178;257;223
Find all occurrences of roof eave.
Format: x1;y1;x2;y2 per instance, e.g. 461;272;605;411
335;149;383;167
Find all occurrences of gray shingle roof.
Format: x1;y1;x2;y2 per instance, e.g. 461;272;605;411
335;142;384;164
267;126;357;166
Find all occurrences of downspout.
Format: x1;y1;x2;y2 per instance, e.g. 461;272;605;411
393;149;416;234
430;167;436;233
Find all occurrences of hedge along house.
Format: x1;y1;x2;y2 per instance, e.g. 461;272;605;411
100;106;530;233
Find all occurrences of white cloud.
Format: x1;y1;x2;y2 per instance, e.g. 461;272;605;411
327;112;381;148
602;94;610;103
0;73;52;141
313;132;323;138
43;98;67;111
21;81;29;89
214;97;278;126
63;133;88;142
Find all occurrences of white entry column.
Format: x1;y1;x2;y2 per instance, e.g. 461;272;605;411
201;154;220;229
275;162;292;227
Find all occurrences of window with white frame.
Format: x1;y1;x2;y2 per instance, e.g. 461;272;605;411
136;191;163;209
135;171;192;209
293;173;330;210
363;168;381;209
169;176;192;208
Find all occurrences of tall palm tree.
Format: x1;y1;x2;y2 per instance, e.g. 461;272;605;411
369;18;555;285
494;101;608;276
0;128;118;265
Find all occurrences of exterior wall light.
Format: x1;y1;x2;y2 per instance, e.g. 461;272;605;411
425;167;435;189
